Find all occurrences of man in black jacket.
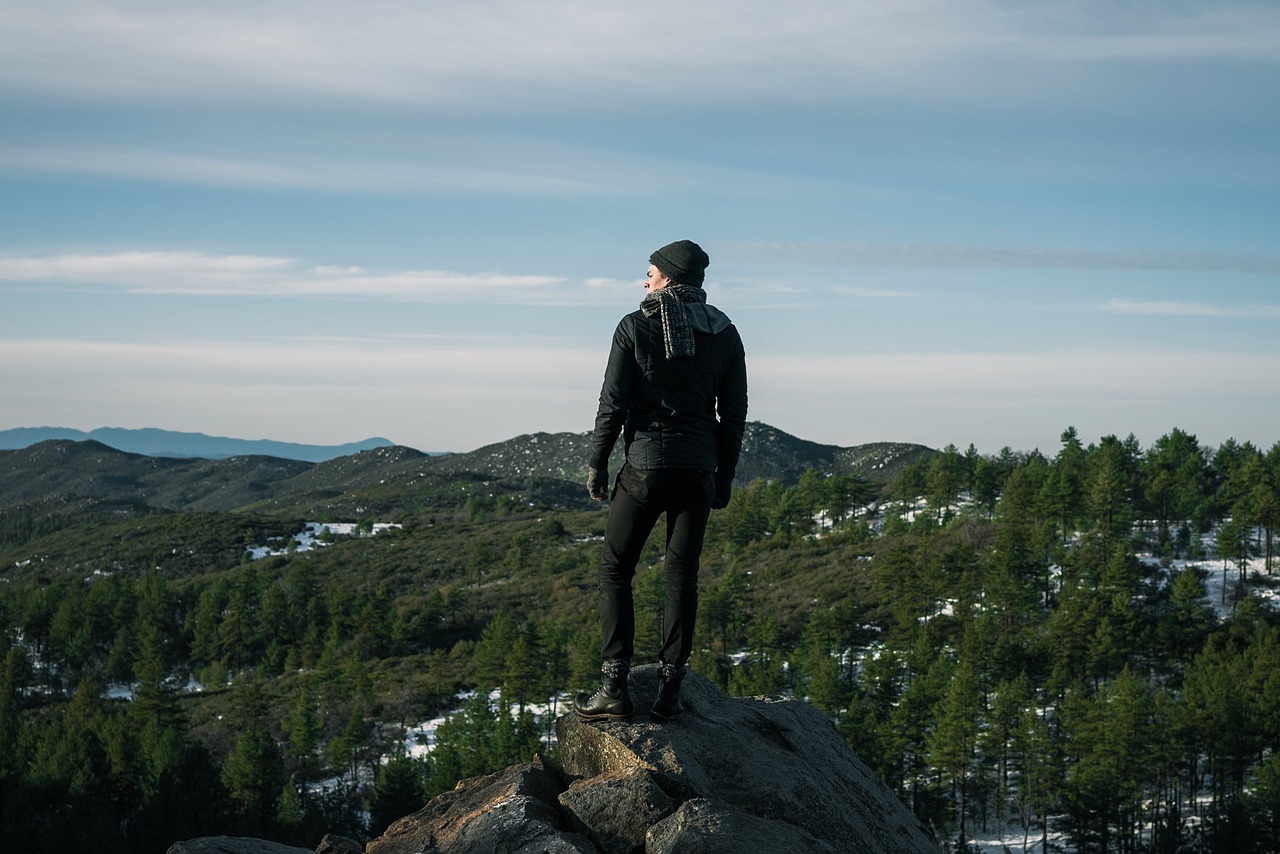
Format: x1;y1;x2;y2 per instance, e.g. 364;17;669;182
575;239;748;722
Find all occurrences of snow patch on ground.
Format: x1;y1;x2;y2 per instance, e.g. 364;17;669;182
246;521;401;560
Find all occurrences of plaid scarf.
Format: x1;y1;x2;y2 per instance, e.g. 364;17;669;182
640;284;707;359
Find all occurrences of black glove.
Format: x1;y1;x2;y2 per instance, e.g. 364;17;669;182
711;473;733;509
587;467;609;501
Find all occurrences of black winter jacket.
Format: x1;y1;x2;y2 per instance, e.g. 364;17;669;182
589;299;748;479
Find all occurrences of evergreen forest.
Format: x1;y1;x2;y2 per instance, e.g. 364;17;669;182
3;426;1280;853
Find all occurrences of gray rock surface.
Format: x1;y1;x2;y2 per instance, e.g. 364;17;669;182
554;664;939;853
167;838;314;854
364;755;596;854
559;766;677;853
315;835;363;854
646;798;839;853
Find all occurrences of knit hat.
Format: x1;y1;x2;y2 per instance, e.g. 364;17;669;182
650;240;710;287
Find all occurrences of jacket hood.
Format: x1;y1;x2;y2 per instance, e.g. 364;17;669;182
685;302;733;335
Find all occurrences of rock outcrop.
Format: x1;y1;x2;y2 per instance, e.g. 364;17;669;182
171;665;937;853
167;837;319;854
167;834;364;854
365;664;938;853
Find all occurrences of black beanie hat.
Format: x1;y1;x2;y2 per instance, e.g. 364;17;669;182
650;240;710;287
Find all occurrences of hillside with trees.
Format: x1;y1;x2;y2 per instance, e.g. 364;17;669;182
2;426;1279;853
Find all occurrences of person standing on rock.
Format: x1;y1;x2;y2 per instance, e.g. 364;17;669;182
575;239;748;722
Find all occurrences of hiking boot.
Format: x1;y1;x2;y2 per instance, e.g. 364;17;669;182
574;658;632;720
650;663;686;722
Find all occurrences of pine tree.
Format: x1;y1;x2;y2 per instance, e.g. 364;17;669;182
1046;427;1087;544
983;673;1033;832
795;467;829;528
222;675;283;835
828;471;876;524
1245;753;1280;847
1012;700;1057;854
327;705;370;786
0;647;26;782
1215;514;1253;605
287;680;322;779
927;650;981;848
631;566;664;657
926;444;968;523
1161;565;1215;669
886;630;951;815
970;454;1005;518
472;609;517;690
1086;434;1139;541
702;568;747;657
533;617;574;727
132;618;186;794
734;615;786;696
792;608;845;716
839;646;902;786
369;751;426;835
190;577;231;667
1182;641;1255;806
1143;429;1210;554
503;629;538;712
719;479;770;550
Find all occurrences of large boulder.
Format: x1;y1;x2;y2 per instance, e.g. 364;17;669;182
364;755;595;854
555;664;938;854
178;665;939;853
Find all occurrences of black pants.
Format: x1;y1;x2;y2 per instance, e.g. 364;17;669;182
598;465;715;667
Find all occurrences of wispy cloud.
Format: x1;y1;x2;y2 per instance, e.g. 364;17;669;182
0;147;608;195
0;251;573;301
1031;8;1280;62
0;140;804;197
0;251;295;285
2;2;1275;108
0;336;596;380
1103;299;1280;318
830;286;920;298
733;242;1280;275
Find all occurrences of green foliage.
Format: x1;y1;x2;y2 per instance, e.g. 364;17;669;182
927;648;981;844
368;752;427;836
425;693;542;800
222;676;284;835
4;425;1280;851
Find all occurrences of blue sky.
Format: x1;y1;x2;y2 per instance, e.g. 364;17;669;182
2;1;1278;456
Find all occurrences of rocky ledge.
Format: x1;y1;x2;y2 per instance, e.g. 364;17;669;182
171;664;939;854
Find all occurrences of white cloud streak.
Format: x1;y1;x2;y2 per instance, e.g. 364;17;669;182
0;251;570;301
4;3;1274;199
2;2;1275;109
0;147;607;195
0;336;592;382
733;242;1280;275
0;138;817;198
1103;299;1280;318
7;249;1276;310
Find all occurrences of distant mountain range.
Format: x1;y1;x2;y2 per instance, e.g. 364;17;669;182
0;422;933;517
0;426;397;462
